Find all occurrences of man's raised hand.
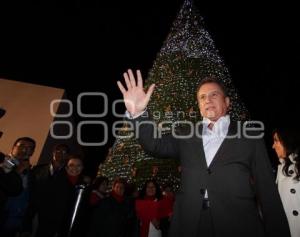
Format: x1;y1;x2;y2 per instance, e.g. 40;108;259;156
117;69;155;117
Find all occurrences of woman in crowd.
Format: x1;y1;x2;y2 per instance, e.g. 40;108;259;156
273;127;300;237
35;154;85;237
135;179;173;237
89;176;109;207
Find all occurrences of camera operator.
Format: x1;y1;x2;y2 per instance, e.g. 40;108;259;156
0;137;36;237
0;151;23;225
0;108;23;224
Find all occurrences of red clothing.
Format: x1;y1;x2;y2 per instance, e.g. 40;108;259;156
135;196;174;237
89;191;101;206
89;190;107;206
67;174;79;186
110;190;124;203
160;193;175;217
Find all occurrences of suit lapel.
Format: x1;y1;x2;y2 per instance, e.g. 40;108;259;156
196;124;209;168
207;121;239;168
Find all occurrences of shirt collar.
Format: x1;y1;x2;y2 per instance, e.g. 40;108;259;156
289;153;298;164
278;153;298;164
203;115;230;136
203;115;230;128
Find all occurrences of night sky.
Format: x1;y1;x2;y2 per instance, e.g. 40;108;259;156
0;0;298;175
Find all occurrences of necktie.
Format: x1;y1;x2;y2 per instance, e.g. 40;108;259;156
208;122;214;130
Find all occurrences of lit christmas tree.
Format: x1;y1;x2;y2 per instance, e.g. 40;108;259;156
98;0;249;191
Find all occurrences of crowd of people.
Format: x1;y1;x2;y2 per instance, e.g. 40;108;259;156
0;138;175;237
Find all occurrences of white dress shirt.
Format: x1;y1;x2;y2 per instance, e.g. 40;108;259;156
202;115;230;167
202;115;230;198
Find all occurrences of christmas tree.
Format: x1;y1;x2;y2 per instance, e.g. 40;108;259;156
98;0;249;191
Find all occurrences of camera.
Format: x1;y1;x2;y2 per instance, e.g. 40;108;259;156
0;153;18;173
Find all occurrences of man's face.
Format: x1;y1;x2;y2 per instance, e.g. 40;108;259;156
53;147;68;166
197;82;230;121
11;140;35;161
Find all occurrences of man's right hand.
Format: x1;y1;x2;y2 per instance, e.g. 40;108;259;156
117;69;155;117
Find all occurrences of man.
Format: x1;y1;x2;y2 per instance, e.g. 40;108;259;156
117;69;290;237
32;143;70;182
0;137;36;237
0;151;23;228
21;143;70;235
9;137;36;172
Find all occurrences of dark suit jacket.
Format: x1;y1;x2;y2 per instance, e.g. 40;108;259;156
87;195;137;237
133;114;290;237
35;169;86;237
0;169;22;223
22;163;60;232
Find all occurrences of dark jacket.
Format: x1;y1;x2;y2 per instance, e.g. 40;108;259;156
0;169;23;222
35;169;86;237
87;195;137;237
133;114;290;237
22;163;62;233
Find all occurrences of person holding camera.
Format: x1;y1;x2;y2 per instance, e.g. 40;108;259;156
0;151;23;230
0;137;36;237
